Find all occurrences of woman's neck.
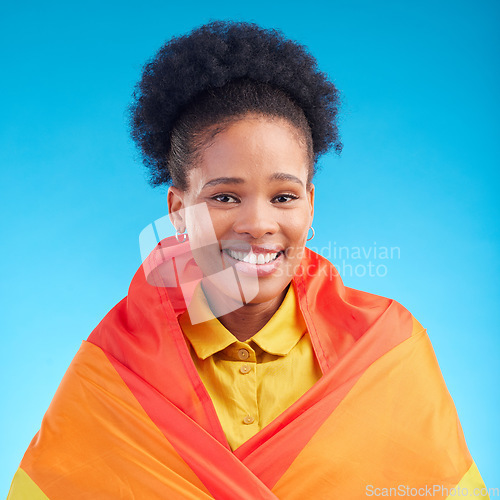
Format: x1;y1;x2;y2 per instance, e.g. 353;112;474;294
203;284;289;342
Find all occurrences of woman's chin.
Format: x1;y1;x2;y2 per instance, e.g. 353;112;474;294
194;249;295;312
201;271;290;312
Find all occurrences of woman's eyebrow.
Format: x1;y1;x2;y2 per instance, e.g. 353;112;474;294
202;177;245;189
269;172;304;186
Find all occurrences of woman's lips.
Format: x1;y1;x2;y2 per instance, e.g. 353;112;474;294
221;248;284;276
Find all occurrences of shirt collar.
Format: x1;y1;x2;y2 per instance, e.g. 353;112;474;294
178;283;307;360
178;284;235;360
250;284;307;355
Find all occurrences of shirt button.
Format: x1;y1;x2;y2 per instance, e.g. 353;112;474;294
237;348;250;360
239;364;251;374
243;415;255;425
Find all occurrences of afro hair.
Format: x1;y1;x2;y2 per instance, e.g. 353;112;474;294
129;20;342;189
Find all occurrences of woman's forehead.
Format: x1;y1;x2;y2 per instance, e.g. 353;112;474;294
191;116;310;184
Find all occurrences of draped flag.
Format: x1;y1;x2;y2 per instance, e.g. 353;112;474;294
9;239;489;499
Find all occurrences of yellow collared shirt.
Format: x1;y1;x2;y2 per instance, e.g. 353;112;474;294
179;284;323;451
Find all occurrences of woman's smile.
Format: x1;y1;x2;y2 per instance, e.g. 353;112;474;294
221;245;284;277
223;249;280;265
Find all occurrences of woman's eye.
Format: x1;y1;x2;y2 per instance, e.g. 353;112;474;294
273;194;299;203
212;194;238;203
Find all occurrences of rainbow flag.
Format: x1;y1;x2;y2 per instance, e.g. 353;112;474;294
9;241;489;499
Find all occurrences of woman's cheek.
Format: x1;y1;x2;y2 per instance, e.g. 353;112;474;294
284;218;309;246
207;209;233;237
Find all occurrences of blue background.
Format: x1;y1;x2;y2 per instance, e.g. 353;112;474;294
1;0;498;495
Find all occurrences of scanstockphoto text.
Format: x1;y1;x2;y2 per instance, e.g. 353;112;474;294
365;484;499;497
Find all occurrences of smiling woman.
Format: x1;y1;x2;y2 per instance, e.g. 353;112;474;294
8;20;490;500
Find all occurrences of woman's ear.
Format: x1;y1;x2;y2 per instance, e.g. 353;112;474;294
167;186;186;232
307;183;315;224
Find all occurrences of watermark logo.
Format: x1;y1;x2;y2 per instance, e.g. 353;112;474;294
139;203;259;325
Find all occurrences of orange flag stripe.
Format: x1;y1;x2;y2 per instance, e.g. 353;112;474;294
272;329;472;498
103;345;282;498
19;342;213;499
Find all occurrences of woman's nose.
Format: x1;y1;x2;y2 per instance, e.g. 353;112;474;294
232;201;278;239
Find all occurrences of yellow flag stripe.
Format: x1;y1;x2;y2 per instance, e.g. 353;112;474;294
8;468;49;500
446;461;491;499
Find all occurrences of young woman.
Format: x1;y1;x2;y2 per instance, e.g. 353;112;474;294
9;21;489;499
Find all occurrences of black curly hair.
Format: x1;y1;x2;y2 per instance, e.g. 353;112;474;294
129;20;342;190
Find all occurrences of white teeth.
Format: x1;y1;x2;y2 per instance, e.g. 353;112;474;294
225;249;279;264
265;252;278;263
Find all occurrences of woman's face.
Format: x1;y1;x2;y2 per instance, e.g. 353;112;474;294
168;114;314;308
